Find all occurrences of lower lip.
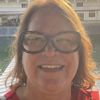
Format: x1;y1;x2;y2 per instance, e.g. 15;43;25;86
38;66;64;72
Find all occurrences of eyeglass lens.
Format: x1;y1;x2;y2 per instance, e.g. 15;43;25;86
22;31;80;53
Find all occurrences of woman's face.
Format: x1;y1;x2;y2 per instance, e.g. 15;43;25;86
22;7;79;93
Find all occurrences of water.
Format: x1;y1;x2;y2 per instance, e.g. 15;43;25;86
0;34;100;95
0;35;100;72
0;37;14;74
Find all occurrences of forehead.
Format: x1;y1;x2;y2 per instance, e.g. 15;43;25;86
28;4;75;35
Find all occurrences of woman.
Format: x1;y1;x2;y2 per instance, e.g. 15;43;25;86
1;0;99;100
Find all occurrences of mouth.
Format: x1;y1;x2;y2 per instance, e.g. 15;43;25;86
38;64;64;72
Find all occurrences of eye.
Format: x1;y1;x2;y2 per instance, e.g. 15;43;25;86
56;38;69;44
23;33;45;45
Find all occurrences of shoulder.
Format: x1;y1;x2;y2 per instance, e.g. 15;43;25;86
72;86;100;100
0;90;19;100
81;88;100;100
87;90;100;98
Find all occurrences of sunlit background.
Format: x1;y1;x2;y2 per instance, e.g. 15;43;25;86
0;0;100;75
0;0;100;95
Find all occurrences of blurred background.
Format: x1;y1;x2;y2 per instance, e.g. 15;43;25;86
0;0;100;75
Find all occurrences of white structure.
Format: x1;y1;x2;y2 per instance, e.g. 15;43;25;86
0;0;100;36
68;0;100;35
70;0;100;23
0;57;15;95
0;0;31;36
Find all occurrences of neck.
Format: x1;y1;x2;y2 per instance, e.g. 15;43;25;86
20;83;72;100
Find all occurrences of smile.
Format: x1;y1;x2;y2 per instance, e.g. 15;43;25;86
38;64;64;72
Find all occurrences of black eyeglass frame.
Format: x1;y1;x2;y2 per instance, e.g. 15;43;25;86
19;31;81;54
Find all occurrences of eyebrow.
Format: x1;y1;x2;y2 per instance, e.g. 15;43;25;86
26;30;80;38
27;30;77;34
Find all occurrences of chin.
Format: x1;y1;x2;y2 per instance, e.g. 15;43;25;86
38;79;67;94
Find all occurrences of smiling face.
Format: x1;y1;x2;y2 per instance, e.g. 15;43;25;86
22;5;79;93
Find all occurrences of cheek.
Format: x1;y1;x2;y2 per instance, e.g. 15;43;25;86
22;53;38;78
65;52;79;80
22;53;38;65
71;53;79;75
72;52;79;77
70;52;79;70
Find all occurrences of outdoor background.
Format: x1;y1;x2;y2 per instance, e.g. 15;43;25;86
0;0;100;75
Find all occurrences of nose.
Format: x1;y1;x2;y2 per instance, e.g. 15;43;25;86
42;41;57;57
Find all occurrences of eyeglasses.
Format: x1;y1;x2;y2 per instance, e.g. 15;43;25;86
20;31;81;54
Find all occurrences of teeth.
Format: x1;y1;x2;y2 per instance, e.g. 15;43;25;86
39;65;63;69
38;65;64;72
42;65;61;68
